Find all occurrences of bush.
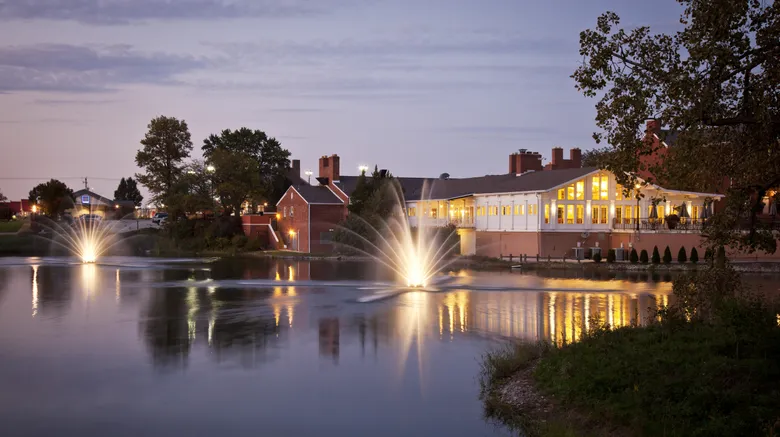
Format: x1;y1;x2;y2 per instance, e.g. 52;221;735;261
677;246;687;263
663;246;672;264
651;246;661;264
592;251;602;263
244;237;265;252
606;249;616;263
231;234;248;249
629;248;638;264
690;247;699;264
640;249;649;264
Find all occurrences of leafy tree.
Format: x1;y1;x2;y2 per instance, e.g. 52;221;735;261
28;179;74;217
690;247;699;264
640;249;649;264
663;246;673;264
209;148;261;216
573;2;780;254
135;116;193;204
202;128;291;206
592;251;602;263
677;247;688;263
629;248;638;264
348;169;371;216
165;160;216;218
581;146;610;168
0;189;7;202
114;177;143;206
606;248;616;263
651;246;661;264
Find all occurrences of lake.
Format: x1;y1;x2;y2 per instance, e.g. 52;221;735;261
1;257;774;437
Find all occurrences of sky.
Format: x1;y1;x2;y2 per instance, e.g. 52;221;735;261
0;0;685;202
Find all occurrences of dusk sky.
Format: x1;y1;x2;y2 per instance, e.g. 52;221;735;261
0;0;684;202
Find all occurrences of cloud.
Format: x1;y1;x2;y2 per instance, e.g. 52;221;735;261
0;44;205;92
0;0;336;24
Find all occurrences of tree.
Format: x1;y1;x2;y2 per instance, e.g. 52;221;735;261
165;160;216;218
114;177;143;206
629;248;638;264
28;179;74;217
573;2;780;254
663;246;673;264
677;247;688;263
640;249;649;264
0;189;7;202
348;169;372;216
581;146;610;168
652;246;661;264
209;148;261;216
135;116;193;204
202;128;291;206
690;247;699;264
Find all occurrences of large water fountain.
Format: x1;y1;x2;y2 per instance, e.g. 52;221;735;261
34;214;123;264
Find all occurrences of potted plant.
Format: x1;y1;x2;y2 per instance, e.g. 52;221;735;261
666;213;680;229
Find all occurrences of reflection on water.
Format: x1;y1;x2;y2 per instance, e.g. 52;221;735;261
2;257;778;437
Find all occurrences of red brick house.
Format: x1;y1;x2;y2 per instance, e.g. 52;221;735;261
275;183;346;253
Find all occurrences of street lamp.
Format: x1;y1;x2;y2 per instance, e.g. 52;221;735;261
358;165;369;174
304;170;313;184
206;165;215;172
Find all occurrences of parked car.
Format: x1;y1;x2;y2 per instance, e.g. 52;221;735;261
152;212;169;225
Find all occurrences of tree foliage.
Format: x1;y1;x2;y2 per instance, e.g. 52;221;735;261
209;148;261;216
28;179;74;217
663;246;673;264
573;2;780;253
114;177;143;206
0;189;7;202
678;246;688;263
690;247;699;264
629;248;638;264
202;128;291;206
607;248;616;263
640;249;649;264
652;246;661;264
135;116;193;204
165;160;216;218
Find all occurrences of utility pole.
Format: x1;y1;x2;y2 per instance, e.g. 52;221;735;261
83;177;89;190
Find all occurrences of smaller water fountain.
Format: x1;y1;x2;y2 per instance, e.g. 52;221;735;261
33;213;124;264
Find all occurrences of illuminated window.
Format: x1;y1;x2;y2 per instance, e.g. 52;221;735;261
431;208;438;218
592;176;600;200
515;204;524;215
600;206;608;224
615;207;622;223
592;174;609;200
624;205;632;224
591;206;599;224
692;206;700;222
576;205;584;224
502;205;512;215
566;205;574;224
616;184;624;200
567;184;575;200
576;180;585;200
544;204;550;224
557;206;564;224
529;204;537;215
600;175;608;200
283;206;287;217
408;207;416;217
558;189;565;200
290;206;294;217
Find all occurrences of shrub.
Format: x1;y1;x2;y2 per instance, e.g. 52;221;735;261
663;246;672;264
244;237;264;252
651;246;661;264
629;248;638;264
704;247;714;262
606;249;616;263
677;246;687;263
231;234;248;249
592;251;602;263
640;249;649;264
690;247;699;264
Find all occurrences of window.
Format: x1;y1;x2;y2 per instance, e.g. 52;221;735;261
408;207;416;217
290;206;294;217
283;206;287;218
692;206;700;222
592;176;600;200
600;206;608;224
529;204;537;215
515;204;524;215
492;206;499;216
557;189;565;200
616;184;624;200
576;205;584;224
431;208;438;218
592;174;609;200
567;184;575;200
576;180;585;200
502;205;512;215
615;207;622;223
624;205;633;224
557;206;564;224
600;175;608;200
544;204;550;224
591;206;599;224
566;205;574;224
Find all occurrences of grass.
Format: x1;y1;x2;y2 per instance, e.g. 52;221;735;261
0;221;23;233
482;265;780;437
0;234;41;255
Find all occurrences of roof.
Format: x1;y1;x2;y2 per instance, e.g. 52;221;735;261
335;175;428;200
73;189;114;205
284;185;343;205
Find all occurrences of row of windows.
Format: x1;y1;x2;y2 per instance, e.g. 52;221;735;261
541;204;609;225
555;174;621;201
476;204;538;216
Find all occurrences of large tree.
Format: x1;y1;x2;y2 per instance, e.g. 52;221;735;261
114;177;143;206
0;189;7;202
135;116;193;204
165;160;216;218
28;179;74;217
573;0;779;253
209;148;261;216
202;128;291;205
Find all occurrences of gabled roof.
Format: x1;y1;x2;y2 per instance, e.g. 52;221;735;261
279;185;344;205
73;189;114;205
335;175;428;200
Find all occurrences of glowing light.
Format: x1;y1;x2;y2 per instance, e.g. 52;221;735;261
114;204;120;209
358;165;369;173
275;213;281;220
31;265;38;317
288;229;296;236
206;165;215;172
31;205;37;213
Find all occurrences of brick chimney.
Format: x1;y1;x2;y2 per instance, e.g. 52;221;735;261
551;147;564;167
318;154;341;184
288;159;301;181
646;119;661;134
509;150;542;174
570;148;582;168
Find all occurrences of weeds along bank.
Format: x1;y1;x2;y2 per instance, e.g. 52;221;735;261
481;263;780;437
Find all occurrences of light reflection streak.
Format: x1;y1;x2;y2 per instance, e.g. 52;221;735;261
31;265;38;317
115;269;120;302
187;287;198;341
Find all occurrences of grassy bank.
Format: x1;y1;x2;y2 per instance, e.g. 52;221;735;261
0;221;23;233
481;265;780;437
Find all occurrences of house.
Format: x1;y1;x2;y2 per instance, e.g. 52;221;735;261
70;189;120;218
0;199;32;217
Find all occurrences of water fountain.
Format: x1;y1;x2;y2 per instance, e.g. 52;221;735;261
32;213;124;264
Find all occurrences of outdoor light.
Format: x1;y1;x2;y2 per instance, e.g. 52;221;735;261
31;205;37;213
276;213;281;219
288;229;296;236
263;202;268;207
635;183;641;189
115;204;120;209
358;165;369;173
206;165;215;172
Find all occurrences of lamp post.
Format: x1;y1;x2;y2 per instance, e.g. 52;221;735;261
304;170;313;184
358;165;369;174
635;183;641;232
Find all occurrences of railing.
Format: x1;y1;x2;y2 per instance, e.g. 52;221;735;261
612;217;780;232
449;218;475;228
